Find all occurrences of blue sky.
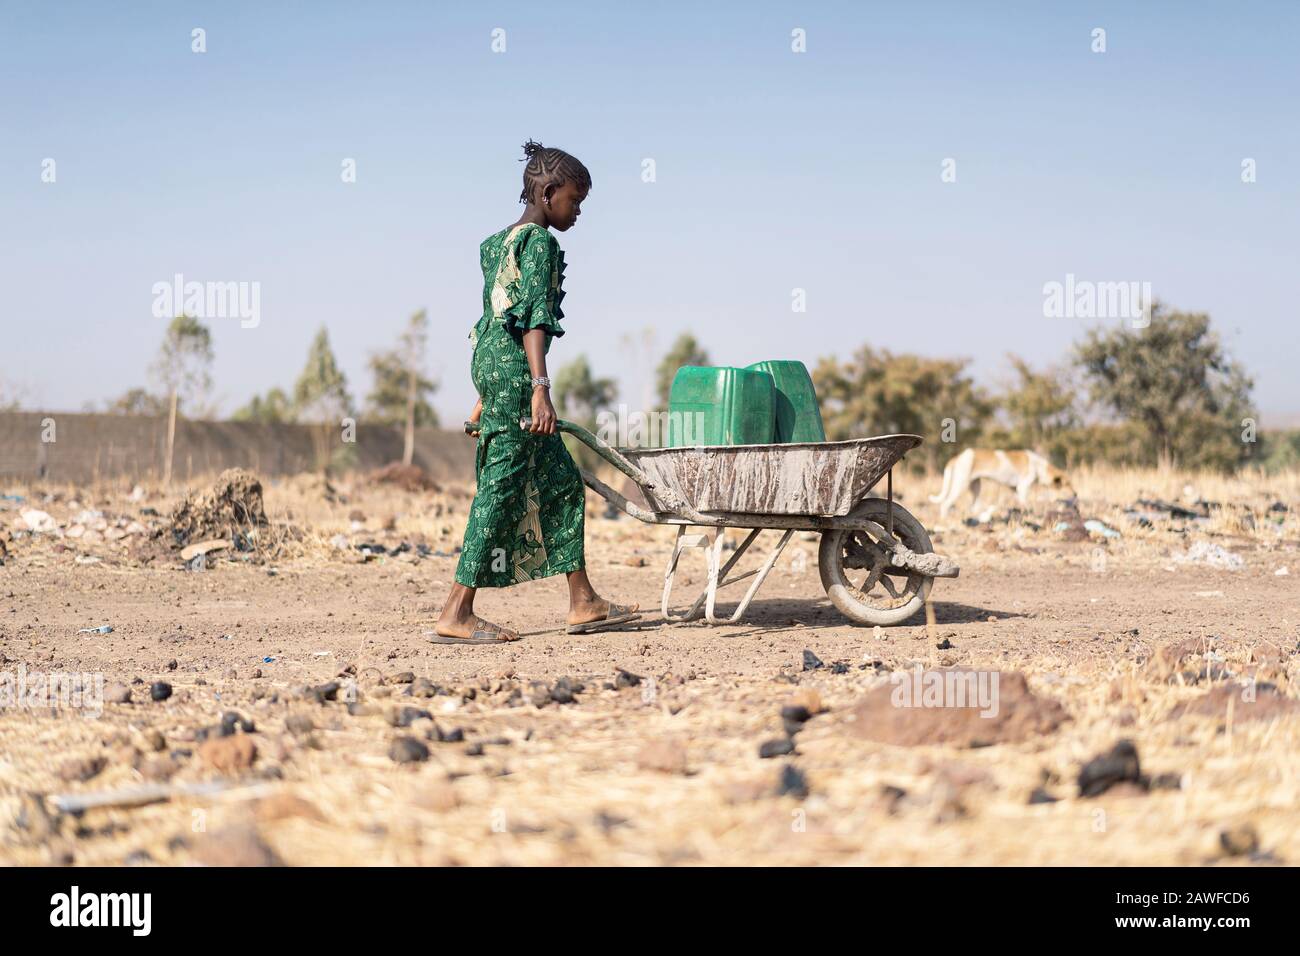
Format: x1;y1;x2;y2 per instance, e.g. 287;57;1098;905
3;1;1297;423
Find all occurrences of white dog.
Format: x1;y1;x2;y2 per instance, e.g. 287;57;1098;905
930;448;1074;518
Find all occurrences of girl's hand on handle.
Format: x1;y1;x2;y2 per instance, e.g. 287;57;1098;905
530;388;557;435
464;398;483;437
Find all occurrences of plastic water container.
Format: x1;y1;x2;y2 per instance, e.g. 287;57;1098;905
746;360;825;443
666;366;775;446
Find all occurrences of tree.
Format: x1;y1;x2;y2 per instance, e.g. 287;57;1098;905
150;315;213;485
555;355;616;425
233;387;293;424
1075;303;1254;469
554;355;616;471
105;388;169;416
655;333;710;410
365;310;438;464
997;355;1078;462
293;327;354;472
813;346;993;469
0;378;24;412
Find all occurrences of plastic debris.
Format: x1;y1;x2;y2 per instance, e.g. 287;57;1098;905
78;625;114;635
1083;519;1121;539
20;509;58;533
1175;541;1243;571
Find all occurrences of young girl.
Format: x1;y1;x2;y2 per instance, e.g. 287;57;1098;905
431;141;640;644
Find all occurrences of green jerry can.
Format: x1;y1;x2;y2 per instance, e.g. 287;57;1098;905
666;366;775;446
745;360;826;443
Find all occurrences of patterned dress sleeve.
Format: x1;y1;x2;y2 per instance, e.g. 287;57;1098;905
501;228;565;340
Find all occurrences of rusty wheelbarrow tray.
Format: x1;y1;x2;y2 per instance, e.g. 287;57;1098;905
505;419;960;627
622;435;923;516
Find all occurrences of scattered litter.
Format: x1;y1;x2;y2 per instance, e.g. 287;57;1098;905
1083;519;1121;539
1275;566;1289;577
20;509;58;533
1194;590;1224;598
1138;498;1208;520
1174;540;1243;571
262;656;275;664
78;625;114;635
73;555;102;565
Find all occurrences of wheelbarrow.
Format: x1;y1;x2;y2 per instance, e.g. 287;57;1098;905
503;418;960;626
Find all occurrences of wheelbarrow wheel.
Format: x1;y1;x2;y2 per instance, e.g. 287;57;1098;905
819;498;933;626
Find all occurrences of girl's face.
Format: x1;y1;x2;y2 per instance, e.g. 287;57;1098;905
545;181;587;232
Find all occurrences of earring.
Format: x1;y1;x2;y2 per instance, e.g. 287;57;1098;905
544;197;551;207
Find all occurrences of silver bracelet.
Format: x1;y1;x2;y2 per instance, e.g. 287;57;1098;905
531;375;551;389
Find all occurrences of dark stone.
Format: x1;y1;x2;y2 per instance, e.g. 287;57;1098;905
759;738;796;759
776;764;809;798
614;668;643;688
391;706;432;728
553;676;583;698
1078;740;1141;797
409;677;438;698
801;649;824;671
220;711;254;735
781;705;813;725
389;736;429;764
149;681;173;702
1027;787;1060;804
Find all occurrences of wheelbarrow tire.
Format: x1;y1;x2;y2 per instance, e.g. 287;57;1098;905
819;498;933;626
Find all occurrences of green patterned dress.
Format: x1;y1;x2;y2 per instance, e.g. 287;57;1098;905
454;222;586;588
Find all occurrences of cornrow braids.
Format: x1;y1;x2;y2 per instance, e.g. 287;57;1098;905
518;139;592;205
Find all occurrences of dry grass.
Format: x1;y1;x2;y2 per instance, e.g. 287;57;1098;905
1;461;1298;866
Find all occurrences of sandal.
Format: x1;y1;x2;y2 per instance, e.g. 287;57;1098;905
566;602;642;635
425;618;520;645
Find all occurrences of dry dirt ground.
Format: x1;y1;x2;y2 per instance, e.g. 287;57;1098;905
1;467;1298;866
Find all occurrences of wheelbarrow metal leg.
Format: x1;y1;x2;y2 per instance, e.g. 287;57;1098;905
705;528;795;625
662;527;712;622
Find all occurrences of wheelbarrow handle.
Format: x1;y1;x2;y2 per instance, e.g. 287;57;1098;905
517;417;642;483
517;417;710;523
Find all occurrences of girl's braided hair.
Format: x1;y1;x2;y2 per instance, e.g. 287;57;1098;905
519;140;592;204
